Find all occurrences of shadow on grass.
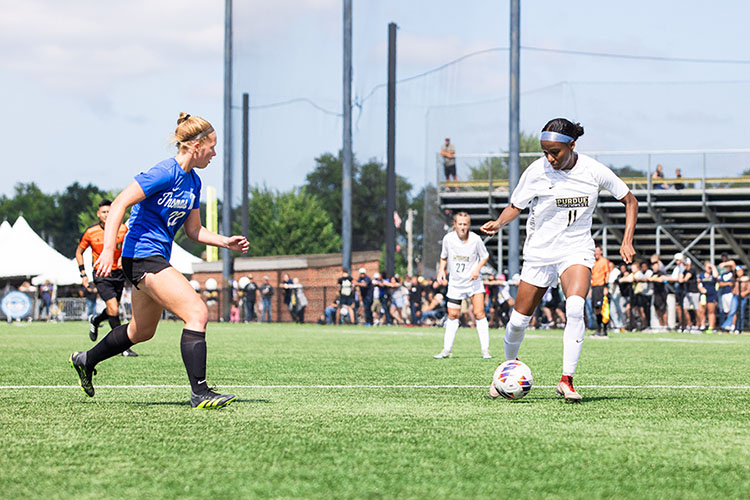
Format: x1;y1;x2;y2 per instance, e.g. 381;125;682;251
77;398;273;407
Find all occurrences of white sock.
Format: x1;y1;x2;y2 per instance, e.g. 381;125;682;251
504;310;531;360
443;317;460;352
476;317;490;351
563;295;586;376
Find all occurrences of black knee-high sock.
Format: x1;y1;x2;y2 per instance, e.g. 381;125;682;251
180;329;208;395
93;310;109;327
107;314;121;329
596;313;603;329
84;324;133;370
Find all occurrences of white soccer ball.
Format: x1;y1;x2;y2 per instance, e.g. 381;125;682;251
492;360;533;400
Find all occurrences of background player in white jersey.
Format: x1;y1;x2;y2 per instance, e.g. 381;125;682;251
481;118;638;402
434;212;492;359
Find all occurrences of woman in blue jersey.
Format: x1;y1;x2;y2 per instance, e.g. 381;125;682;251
70;112;249;409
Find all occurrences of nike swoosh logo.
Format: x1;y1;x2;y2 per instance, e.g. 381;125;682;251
576;339;583;343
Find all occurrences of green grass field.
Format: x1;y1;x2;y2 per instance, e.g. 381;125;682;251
1;321;749;499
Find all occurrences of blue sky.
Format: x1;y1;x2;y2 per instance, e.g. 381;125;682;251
2;0;750;202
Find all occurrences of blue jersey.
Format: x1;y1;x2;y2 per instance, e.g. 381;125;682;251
123;158;202;260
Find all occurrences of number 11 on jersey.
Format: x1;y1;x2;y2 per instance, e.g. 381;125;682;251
567;209;578;227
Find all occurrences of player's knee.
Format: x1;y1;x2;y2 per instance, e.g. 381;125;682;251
184;302;208;329
507;310;531;331
566;296;585;321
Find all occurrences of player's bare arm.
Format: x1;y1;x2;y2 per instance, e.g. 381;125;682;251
480;204;521;235
436;258;448;284
470;256;489;281
95;181;146;277
618;191;638;264
183;209;249;253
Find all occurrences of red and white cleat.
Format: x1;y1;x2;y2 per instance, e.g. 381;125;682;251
555;375;582;403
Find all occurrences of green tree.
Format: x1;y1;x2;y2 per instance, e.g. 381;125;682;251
0;183;59;246
234;186;341;257
467;131;542;182
304;151;413;252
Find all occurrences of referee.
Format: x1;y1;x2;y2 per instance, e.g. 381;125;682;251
75;199;137;356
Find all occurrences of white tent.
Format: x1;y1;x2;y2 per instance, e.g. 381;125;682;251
0;216;202;285
0;216;73;281
0;220;11;242
32;242;202;285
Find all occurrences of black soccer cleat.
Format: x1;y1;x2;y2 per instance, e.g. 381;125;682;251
190;388;237;409
88;315;98;342
69;352;96;397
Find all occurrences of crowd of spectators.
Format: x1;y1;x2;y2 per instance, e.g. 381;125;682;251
227;252;749;334
603;252;748;333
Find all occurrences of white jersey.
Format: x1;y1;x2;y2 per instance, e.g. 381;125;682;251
510;154;630;265
440;231;489;288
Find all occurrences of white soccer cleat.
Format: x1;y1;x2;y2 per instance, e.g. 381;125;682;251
555;375;582;403
481;350;492;359
433;349;452;359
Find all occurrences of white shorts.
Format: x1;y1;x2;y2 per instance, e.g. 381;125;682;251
520;254;595;289
446;280;484;308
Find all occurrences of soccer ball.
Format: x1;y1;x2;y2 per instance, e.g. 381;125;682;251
492;360;533;400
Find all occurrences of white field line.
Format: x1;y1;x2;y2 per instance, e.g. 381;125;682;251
1;384;749;390
326;330;742;344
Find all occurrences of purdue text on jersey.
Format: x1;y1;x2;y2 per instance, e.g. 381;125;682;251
555;196;589;208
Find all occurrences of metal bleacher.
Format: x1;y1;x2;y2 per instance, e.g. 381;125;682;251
438;174;750;272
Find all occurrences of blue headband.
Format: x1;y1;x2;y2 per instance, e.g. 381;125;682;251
540;131;574;143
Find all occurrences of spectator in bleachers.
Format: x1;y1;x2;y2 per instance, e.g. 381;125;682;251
717;255;735;328
673;168;685;190
698;261;719;332
441;137;457;184
652;164;669;190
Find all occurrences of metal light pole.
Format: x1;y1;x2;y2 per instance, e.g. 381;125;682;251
221;0;233;321
342;0;353;271
385;22;397;277
507;0;521;280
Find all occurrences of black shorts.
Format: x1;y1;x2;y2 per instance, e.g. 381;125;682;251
444;164;456;179
340;295;354;306
653;292;667;311
635;294;652;309
591;286;606;308
122;255;172;289
94;269;126;302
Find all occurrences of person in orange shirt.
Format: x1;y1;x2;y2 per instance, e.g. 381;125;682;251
75;199;137;356
590;246;610;337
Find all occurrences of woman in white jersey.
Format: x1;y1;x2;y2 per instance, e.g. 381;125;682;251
434;212;492;359
481;118;638;402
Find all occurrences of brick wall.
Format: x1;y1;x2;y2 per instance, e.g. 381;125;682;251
191;251;380;322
